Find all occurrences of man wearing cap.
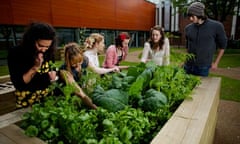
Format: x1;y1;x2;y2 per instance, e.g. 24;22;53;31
183;2;227;76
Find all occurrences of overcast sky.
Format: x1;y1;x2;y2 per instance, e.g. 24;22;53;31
146;0;159;4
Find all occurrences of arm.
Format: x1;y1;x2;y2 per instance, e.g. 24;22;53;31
163;38;170;66
118;65;129;70
140;42;150;63
211;23;227;70
22;53;43;83
8;47;41;88
211;49;225;70
88;61;119;74
104;46;117;68
59;70;97;109
122;45;129;60
23;53;57;83
23;66;40;84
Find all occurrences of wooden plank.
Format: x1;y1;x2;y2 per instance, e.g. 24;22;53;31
0;108;31;129
181;78;220;144
0;85;15;95
199;78;220;144
0;75;10;83
0;90;16;115
0;133;16;144
0;80;16;115
0;124;46;144
151;77;221;144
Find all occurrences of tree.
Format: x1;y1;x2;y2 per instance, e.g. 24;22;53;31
172;0;238;22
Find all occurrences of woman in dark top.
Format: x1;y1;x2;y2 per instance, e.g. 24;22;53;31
7;22;58;108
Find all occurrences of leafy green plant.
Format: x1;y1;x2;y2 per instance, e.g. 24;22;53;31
21;62;200;143
170;48;195;66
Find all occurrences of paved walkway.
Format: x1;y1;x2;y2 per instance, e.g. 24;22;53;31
214;100;240;144
210;67;240;80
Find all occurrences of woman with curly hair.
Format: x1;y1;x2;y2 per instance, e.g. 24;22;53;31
8;22;58;108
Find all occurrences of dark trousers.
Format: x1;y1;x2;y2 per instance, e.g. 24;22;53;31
184;64;211;77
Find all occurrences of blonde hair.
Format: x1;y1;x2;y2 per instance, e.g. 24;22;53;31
84;33;104;49
64;42;83;74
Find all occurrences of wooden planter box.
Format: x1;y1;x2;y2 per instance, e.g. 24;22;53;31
151;77;221;144
0;77;221;144
0;75;10;83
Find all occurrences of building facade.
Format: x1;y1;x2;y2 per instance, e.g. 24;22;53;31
0;0;155;52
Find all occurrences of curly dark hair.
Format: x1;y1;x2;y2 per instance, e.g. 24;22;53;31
21;22;57;65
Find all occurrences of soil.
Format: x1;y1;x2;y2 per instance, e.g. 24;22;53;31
126;51;240;144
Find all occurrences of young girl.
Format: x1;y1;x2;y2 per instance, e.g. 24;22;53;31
60;40;120;109
141;25;170;66
83;33;120;73
59;42;97;109
102;32;130;69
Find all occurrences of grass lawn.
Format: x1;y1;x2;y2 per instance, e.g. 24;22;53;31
217;54;240;68
0;65;9;76
211;74;240;102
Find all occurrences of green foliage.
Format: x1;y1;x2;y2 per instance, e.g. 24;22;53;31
8;45;239;143
78;27;87;46
0;50;8;59
139;89;168;112
48;60;59;72
171;0;237;22
21;62;200;143
128;62;157;101
170;48;195;66
92;86;129;112
0;65;9;76
150;66;201;108
165;32;181;39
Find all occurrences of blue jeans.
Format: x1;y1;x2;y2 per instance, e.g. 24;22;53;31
184;64;211;77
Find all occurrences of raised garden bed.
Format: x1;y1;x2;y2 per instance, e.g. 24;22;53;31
0;77;220;144
0;75;16;115
151;77;220;144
